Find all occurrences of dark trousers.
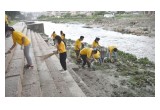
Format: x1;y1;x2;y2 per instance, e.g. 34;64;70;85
53;39;55;45
59;52;67;70
75;50;80;59
80;55;90;68
5;23;9;37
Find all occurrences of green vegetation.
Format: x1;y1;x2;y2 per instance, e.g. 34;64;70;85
38;16;94;23
93;11;106;16
37;11;107;23
6;11;25;21
5;11;21;19
66;38;155;96
9;20;18;26
129;71;155;87
137;57;154;66
115;13;145;19
37;12;149;24
118;50;137;62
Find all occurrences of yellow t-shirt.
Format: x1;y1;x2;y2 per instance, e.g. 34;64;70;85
5;14;9;24
108;46;117;54
51;33;57;39
12;31;31;46
80;48;93;58
61;35;65;40
93;51;100;59
92;41;99;48
57;41;66;53
74;39;82;50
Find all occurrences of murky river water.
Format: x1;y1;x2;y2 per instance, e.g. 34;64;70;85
36;21;155;62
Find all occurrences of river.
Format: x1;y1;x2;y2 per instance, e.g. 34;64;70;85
35;21;155;62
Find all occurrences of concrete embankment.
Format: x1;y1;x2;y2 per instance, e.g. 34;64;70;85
5;22;86;97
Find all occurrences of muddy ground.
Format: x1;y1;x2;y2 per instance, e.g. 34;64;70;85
87;14;155;37
66;39;155;97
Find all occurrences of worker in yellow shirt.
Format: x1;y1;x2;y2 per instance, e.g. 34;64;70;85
74;36;84;62
60;31;65;40
60;31;67;46
92;37;100;48
92;50;102;64
55;35;67;71
80;47;97;68
51;31;57;45
5;27;33;68
5;14;9;25
5;14;10;38
60;30;64;36
61;33;65;40
107;46;118;62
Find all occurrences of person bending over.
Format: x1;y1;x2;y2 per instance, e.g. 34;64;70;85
80;47;97;68
6;27;33;68
107;46;118;63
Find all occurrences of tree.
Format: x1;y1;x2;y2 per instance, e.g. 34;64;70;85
5;11;21;19
37;15;47;19
117;11;125;14
93;11;106;16
63;13;71;18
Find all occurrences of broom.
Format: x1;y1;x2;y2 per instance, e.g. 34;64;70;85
39;51;57;61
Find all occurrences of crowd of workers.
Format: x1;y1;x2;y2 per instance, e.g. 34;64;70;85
51;31;118;71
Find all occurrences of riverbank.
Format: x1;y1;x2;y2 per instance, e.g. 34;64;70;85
87;14;155;37
38;14;154;37
64;38;155;97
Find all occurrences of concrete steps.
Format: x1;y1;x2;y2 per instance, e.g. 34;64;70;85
35;33;73;97
5;24;27;97
21;29;42;97
5;22;26;72
31;31;58;97
37;34;85;97
46;37;94;96
6;22;88;97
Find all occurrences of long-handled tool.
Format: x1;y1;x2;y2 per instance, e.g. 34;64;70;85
38;51;57;61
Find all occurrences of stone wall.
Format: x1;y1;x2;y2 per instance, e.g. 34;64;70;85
27;23;44;33
25;21;35;25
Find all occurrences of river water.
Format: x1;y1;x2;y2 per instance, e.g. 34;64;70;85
35;21;155;62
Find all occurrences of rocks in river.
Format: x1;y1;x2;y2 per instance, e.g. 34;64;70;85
83;25;93;28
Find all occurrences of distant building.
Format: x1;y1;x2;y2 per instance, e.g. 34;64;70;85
70;11;93;16
104;13;115;18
